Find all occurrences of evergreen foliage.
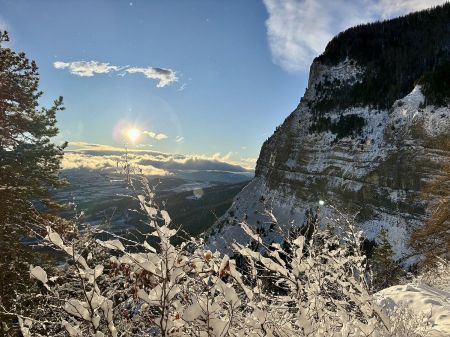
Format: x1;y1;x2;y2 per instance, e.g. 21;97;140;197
312;3;450;112
419;60;450;106
309;114;366;140
0;30;67;334
370;228;405;291
0;31;67;212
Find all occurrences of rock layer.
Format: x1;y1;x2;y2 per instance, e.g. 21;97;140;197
209;7;450;260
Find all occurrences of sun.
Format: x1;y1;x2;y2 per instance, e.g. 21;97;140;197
126;128;141;143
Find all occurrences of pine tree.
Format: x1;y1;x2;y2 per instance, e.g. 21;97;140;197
371;228;405;291
0;31;67;217
0;30;67;333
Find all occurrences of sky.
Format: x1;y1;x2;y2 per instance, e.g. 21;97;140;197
0;0;446;173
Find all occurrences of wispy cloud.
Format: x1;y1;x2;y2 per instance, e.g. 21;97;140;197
143;131;168;140
0;16;8;31
125;67;178;88
53;61;119;77
263;0;447;72
374;0;448;18
63;142;256;174
175;136;184;143
54;60;178;87
177;83;188;91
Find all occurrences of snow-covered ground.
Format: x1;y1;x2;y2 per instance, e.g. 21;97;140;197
377;284;450;336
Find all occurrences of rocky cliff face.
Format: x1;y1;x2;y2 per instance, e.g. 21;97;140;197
209;5;450;261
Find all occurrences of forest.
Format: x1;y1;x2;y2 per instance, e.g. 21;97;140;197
311;3;450;113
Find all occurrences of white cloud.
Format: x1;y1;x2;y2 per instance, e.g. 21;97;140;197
62;152;168;176
143;131;169;140
53;60;119;77
212;152;233;162
62;142;256;172
375;0;448;18
54;60;178;87
239;156;257;169
125;67;178;87
263;0;447;72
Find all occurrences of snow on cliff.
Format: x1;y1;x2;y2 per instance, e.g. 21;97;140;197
208;74;450;262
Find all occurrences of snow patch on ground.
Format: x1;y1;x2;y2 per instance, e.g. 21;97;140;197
376;284;450;336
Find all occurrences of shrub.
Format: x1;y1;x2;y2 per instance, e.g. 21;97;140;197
5;173;434;336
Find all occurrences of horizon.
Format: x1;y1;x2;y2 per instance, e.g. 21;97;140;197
0;0;446;173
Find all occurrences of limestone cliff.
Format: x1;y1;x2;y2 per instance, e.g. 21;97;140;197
208;4;450;261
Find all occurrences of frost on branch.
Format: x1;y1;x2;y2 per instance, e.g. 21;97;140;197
29;266;48;286
18;173;434;336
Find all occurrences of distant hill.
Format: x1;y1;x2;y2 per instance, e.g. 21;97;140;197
53;169;249;239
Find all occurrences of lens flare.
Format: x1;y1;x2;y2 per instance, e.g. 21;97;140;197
126;128;141;143
193;188;204;199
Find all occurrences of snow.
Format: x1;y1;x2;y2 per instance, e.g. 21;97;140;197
209;73;449;265
305;106;390;179
377;284;450;336
306;58;364;100
360;211;419;262
160;210;171;225
98;239;125;252
30;265;48;285
390;85;450;138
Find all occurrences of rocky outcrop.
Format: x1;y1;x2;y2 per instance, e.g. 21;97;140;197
208;6;450;261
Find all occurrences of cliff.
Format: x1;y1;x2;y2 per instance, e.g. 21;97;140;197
208;4;450;261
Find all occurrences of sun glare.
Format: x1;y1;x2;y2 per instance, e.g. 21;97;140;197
126;128;141;143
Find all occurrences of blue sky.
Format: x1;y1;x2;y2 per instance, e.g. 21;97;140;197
0;0;445;172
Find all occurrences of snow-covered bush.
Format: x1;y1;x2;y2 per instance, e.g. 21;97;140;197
7;174;435;336
418;257;450;292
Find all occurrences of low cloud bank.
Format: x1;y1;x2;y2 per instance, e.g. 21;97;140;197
138;157;249;173
62;142;255;176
